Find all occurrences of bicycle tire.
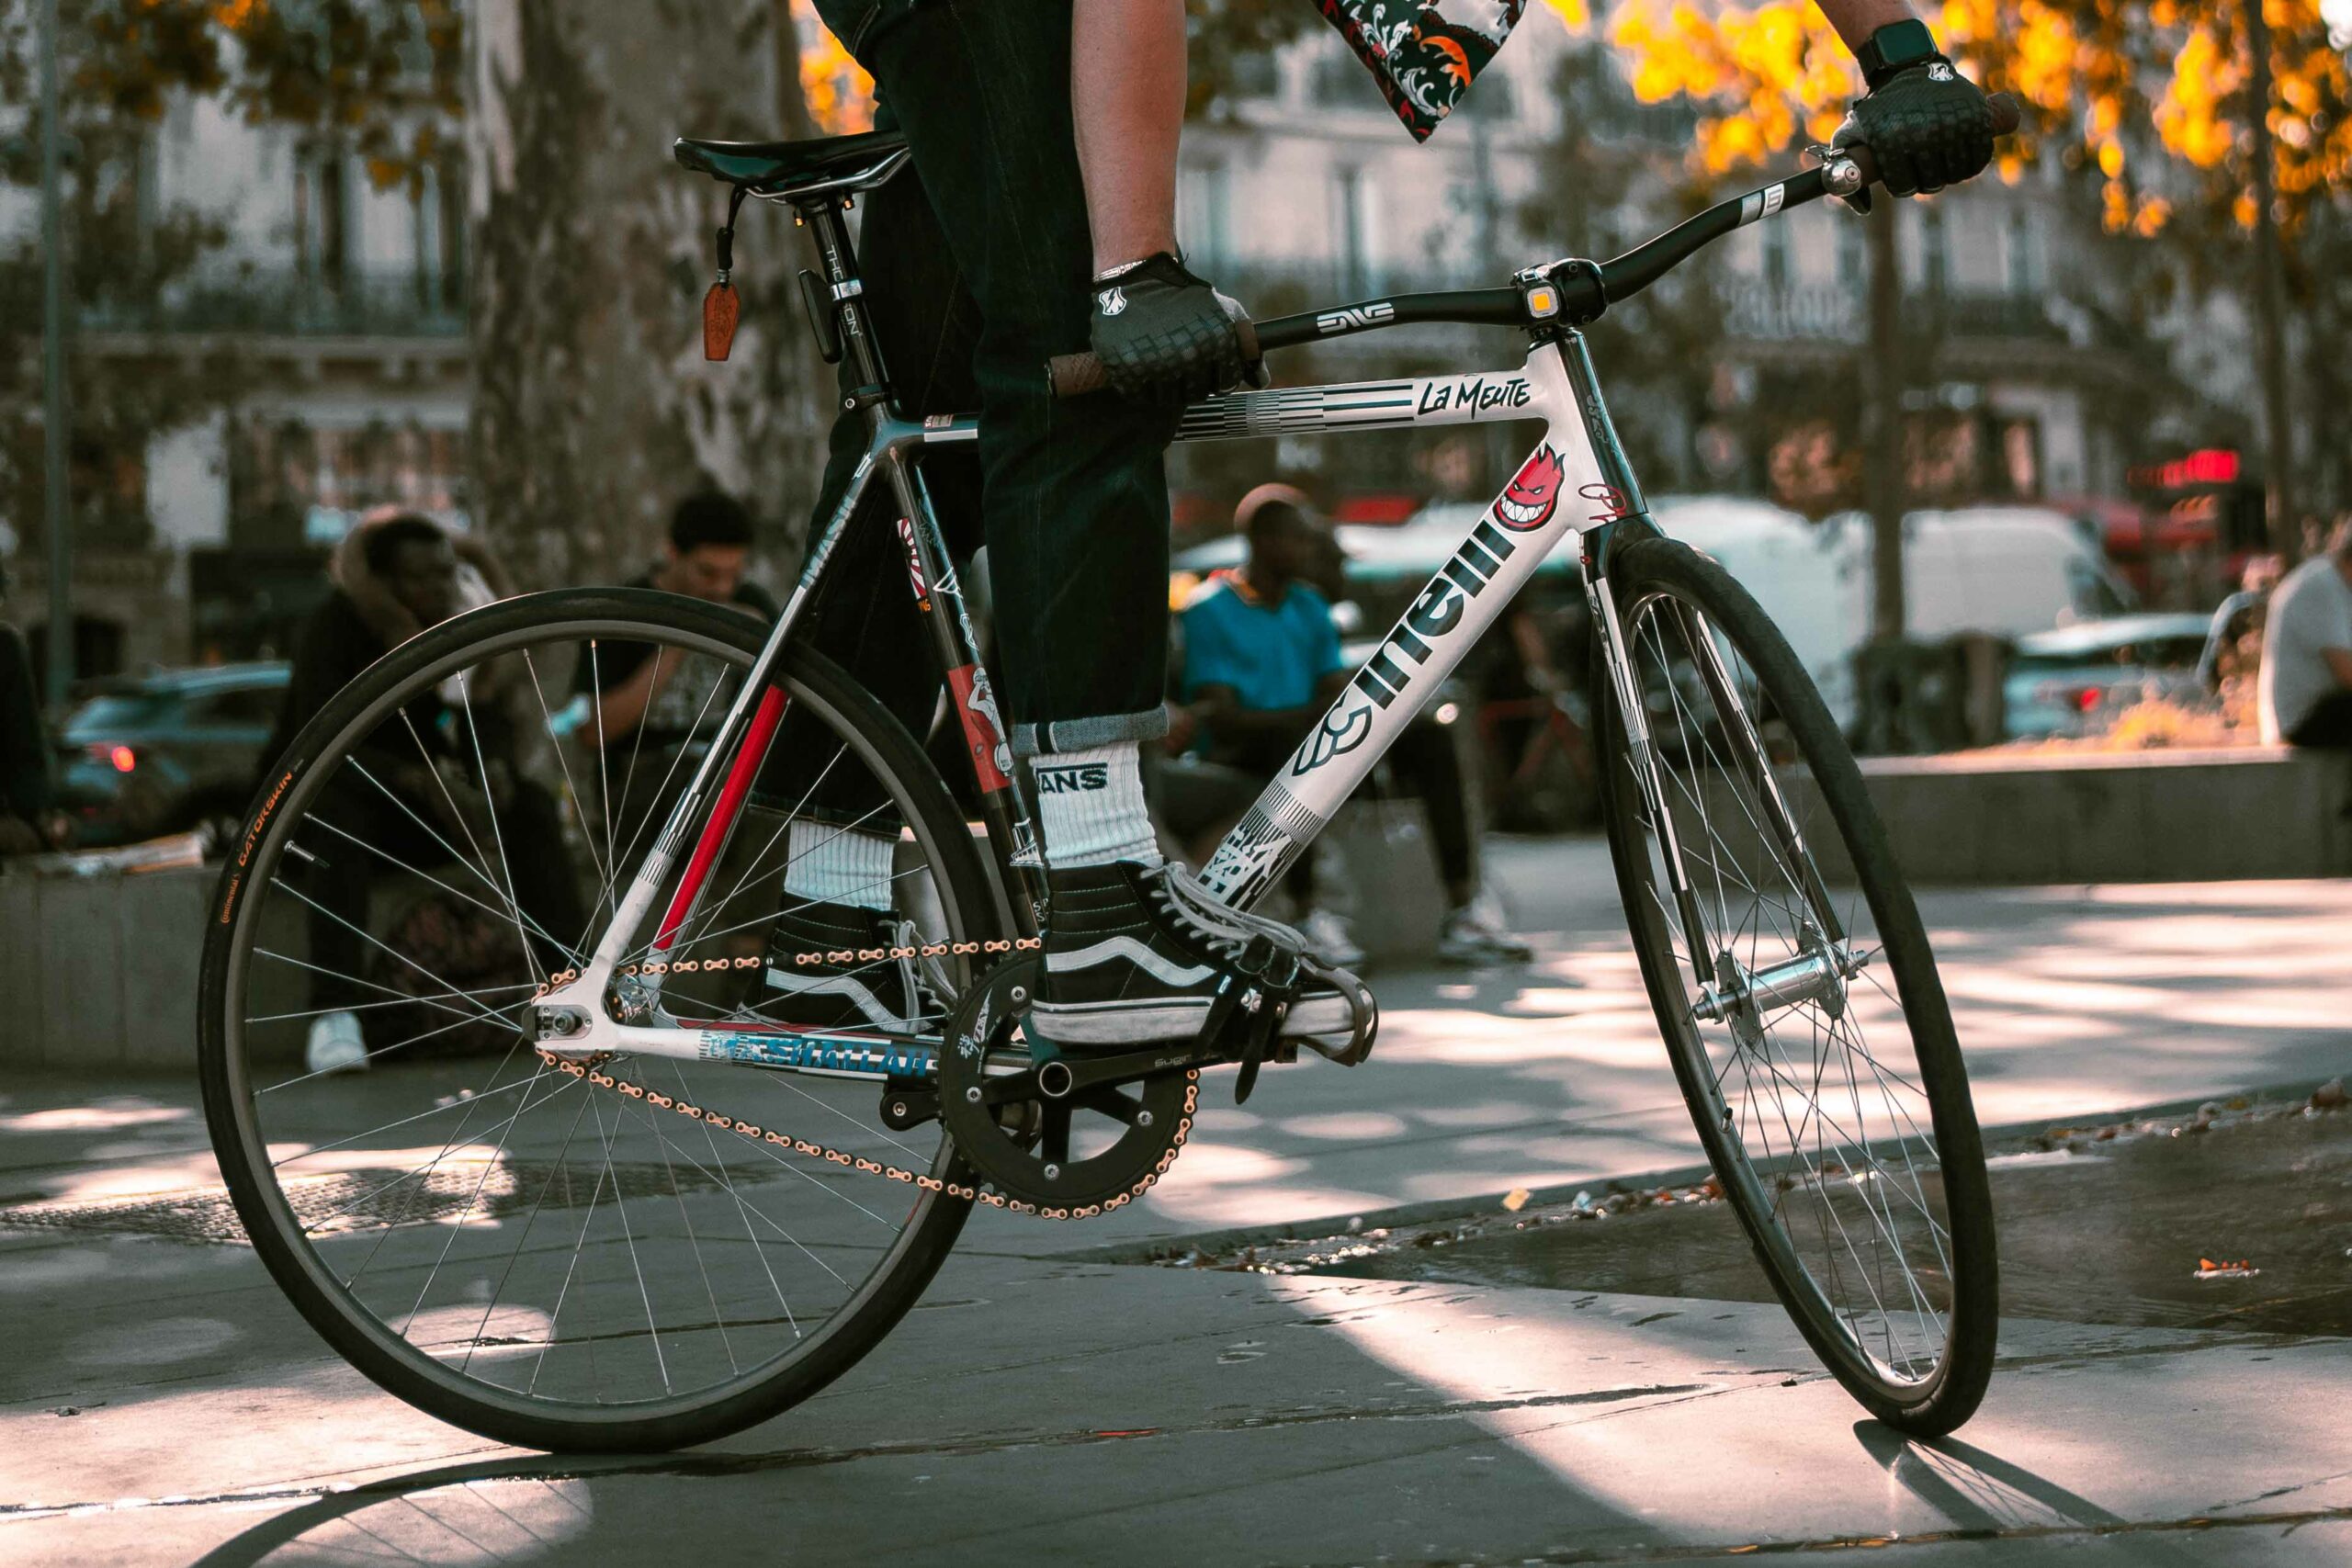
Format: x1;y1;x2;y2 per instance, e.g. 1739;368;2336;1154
1594;536;1997;1436
199;587;1001;1451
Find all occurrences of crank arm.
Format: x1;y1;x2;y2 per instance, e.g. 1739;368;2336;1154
983;1037;1228;1109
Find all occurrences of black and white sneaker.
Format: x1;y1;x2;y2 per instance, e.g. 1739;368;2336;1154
1033;862;1370;1052
760;901;942;1035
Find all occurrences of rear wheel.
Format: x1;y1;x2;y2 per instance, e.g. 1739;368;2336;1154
1595;536;1997;1435
199;588;1001;1451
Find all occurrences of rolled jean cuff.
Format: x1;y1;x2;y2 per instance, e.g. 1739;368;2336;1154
1012;705;1170;760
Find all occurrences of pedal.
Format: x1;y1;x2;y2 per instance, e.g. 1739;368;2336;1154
1191;935;1375;1101
1145;863;1381;1074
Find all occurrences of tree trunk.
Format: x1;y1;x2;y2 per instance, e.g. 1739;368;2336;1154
2244;0;2296;558
468;1;834;590
1860;196;1906;642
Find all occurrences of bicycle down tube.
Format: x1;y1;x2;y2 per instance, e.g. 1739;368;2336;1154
1193;338;1627;911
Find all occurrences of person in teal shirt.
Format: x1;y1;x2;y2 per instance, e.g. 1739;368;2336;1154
1177;489;1351;772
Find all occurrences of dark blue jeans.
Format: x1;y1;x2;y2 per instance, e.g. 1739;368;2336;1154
796;0;1177;772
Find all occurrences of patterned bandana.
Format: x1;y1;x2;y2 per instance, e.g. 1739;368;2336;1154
1315;0;1528;141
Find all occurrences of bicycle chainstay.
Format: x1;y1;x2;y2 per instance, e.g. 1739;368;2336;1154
531;934;1203;1223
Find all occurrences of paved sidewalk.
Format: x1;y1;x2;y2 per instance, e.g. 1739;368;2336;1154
1074;840;2352;1247
7;1254;2348;1564
3;841;2347;1564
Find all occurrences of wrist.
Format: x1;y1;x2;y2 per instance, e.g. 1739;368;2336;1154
1092;236;1182;279
1856;17;1941;91
1094;249;1183;285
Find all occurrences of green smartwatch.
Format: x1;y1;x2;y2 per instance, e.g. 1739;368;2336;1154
1856;17;1941;91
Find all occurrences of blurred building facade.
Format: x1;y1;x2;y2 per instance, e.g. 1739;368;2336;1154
3;27;2278;681
2;85;463;682
1167;28;2186;544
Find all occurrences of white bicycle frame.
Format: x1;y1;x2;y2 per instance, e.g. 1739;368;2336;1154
534;329;1671;1077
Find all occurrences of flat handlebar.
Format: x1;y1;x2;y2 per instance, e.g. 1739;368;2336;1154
1047;92;2020;398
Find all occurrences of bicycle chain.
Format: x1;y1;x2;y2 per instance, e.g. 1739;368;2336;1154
555;934;1036;981
531;936;1203;1223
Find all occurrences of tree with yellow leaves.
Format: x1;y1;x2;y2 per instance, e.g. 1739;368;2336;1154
1596;0;2352;552
2;1;467;575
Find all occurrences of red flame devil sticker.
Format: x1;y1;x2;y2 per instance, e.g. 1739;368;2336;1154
1495;445;1565;531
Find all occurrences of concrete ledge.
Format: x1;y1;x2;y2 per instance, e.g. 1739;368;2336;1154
0;863;215;1070
1832;746;2352;886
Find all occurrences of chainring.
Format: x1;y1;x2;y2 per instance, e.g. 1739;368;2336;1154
937;956;1197;1216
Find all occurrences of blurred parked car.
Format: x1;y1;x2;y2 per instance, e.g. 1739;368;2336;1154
2001;613;2214;740
57;663;288;848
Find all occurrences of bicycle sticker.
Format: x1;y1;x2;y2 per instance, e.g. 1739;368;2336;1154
896;517;931;609
1495;444;1565;531
1289;703;1375;776
948;663;1013;793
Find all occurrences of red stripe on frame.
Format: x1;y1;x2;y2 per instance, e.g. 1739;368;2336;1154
653;685;788;953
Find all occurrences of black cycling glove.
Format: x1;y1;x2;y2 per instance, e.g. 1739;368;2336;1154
1835;59;1996;197
1089;252;1255;406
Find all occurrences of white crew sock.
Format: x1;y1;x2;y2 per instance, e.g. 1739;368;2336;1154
1031;742;1161;870
782;820;898;911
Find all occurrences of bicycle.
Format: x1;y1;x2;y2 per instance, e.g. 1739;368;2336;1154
200;98;2017;1453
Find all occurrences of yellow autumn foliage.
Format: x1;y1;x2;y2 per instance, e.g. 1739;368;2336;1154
1596;0;2351;232
793;0;876;134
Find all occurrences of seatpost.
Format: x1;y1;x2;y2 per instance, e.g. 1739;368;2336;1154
797;200;891;406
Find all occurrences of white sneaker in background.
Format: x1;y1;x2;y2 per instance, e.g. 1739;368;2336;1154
1300;908;1367;969
1436;903;1536;967
305;1010;369;1076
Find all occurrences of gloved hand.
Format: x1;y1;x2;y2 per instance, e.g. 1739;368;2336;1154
1089;252;1256;406
1835;60;1996;197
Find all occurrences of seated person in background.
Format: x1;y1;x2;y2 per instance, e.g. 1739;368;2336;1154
2259;523;2352;749
2199;553;2282;698
577;490;781;763
571;489;786;1009
1170;486;1530;966
265;512;582;1075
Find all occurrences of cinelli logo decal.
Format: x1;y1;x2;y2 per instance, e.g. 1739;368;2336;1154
1316;301;1396;334
1415;376;1532;416
1341;515;1521;713
1033;762;1110;794
1288;703;1374;777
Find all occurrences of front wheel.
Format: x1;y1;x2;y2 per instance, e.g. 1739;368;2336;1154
1594;536;1997;1436
198;588;1001;1451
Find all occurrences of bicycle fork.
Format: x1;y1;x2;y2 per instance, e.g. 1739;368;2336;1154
1569;354;1858;1043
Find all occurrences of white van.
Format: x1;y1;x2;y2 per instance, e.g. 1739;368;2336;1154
1654;495;1864;730
1825;505;2136;640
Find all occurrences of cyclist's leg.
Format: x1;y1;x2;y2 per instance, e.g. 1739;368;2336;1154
853;1;1365;1048
757;131;985;1021
1385;722;1478;908
861;2;1173;766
